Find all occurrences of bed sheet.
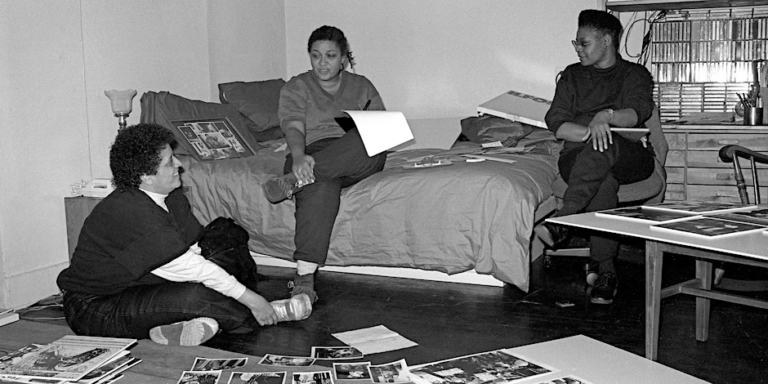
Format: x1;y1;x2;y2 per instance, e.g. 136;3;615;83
180;137;558;291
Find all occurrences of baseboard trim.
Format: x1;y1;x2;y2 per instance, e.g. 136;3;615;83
251;253;505;287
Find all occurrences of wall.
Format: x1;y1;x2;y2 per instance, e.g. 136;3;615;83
284;0;605;119
0;0;286;308
0;0;612;308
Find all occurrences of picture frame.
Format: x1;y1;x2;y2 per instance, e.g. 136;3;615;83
170;117;255;161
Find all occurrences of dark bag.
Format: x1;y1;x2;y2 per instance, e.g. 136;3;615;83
460;115;534;147
198;217;259;292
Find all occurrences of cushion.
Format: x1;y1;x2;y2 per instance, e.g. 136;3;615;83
218;79;285;132
460;115;534;147
139;91;262;158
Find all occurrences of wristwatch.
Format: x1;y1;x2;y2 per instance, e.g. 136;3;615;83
603;108;615;122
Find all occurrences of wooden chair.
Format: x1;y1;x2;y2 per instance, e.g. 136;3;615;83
543;107;669;259
713;144;768;291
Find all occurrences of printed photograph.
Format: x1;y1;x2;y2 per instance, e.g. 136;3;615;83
311;346;364;360
534;375;594;384
292;370;334;384
334;362;371;380
409;350;555;384
177;370;222;384
258;354;316;367
226;371;287;384
192;357;247;371
171;118;255;161
368;359;410;383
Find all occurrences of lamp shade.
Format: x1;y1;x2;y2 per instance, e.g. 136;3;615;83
105;89;137;115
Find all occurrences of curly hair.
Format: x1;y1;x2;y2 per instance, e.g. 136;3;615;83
109;123;177;190
578;9;623;51
307;25;356;69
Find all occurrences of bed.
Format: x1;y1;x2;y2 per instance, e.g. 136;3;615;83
140;81;560;292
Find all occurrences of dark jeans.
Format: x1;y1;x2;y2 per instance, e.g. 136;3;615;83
557;133;655;264
284;128;387;264
62;220;261;339
62;283;258;339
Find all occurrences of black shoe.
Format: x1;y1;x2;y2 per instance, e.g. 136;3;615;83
589;272;618;305
262;174;300;204
287;273;318;304
534;222;572;249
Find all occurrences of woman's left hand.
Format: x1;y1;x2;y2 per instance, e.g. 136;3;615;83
586;112;613;152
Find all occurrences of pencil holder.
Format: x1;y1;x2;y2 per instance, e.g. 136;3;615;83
744;107;764;126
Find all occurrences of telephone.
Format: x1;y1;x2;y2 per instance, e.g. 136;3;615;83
82;179;115;198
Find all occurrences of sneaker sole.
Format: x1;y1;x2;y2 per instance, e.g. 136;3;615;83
587;288;617;305
262;183;290;204
149;317;219;346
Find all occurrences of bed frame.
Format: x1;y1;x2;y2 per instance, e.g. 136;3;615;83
252;194;557;288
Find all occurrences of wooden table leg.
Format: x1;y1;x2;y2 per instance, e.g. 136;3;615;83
695;260;713;342
645;241;663;360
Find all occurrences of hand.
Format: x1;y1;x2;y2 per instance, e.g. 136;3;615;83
237;289;279;326
291;154;316;187
585;111;614;152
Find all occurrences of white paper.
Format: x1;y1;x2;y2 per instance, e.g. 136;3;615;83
391;117;462;151
344;111;414;156
332;325;418;355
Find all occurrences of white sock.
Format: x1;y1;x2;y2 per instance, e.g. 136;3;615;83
297;261;318;276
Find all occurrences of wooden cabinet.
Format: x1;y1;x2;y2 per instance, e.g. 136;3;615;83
663;126;768;203
606;0;768;12
64;196;103;259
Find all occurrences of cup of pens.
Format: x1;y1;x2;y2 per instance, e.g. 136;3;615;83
738;92;763;126
744;106;764;126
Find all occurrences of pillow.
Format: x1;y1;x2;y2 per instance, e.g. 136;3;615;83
459;115;534;147
219;79;285;132
139;91;262;157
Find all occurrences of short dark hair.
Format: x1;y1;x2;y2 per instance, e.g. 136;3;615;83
578;9;623;51
109;123;177;190
307;25;355;69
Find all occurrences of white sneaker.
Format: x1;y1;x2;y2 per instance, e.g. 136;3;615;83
149;317;219;346
271;293;313;322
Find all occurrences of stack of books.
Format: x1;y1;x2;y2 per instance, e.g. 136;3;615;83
0;335;140;384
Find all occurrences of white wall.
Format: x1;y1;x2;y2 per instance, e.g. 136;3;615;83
0;1;91;308
284;0;604;119
0;0;286;308
0;0;610;308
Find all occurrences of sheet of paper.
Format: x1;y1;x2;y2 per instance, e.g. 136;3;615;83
332;325;418;355
391;117;462;151
344;111;414;156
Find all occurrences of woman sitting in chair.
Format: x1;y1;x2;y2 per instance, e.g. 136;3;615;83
535;9;657;305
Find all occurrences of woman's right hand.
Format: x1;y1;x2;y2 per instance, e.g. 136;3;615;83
237;289;278;326
292;154;316;187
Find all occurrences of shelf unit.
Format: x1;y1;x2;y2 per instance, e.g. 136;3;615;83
607;0;768;12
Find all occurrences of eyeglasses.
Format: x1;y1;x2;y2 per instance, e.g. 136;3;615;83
571;40;594;51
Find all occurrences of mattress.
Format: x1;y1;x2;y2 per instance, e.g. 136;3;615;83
179;134;559;291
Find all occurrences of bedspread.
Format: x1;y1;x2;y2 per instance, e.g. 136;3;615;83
180;137;558;291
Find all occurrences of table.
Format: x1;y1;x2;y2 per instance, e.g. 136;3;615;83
506;334;707;383
547;212;768;360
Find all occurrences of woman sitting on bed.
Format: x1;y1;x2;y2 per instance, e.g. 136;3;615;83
262;25;387;305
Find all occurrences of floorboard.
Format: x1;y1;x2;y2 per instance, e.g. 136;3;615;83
22;246;768;384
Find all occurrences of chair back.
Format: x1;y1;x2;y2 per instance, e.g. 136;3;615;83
617;107;668;204
552;107;669;204
718;145;768;204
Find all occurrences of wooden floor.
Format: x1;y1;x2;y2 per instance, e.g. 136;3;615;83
23;245;768;384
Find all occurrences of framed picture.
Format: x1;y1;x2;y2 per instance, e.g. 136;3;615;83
170;117;255;161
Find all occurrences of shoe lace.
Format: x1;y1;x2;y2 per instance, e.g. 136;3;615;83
594;273;616;289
